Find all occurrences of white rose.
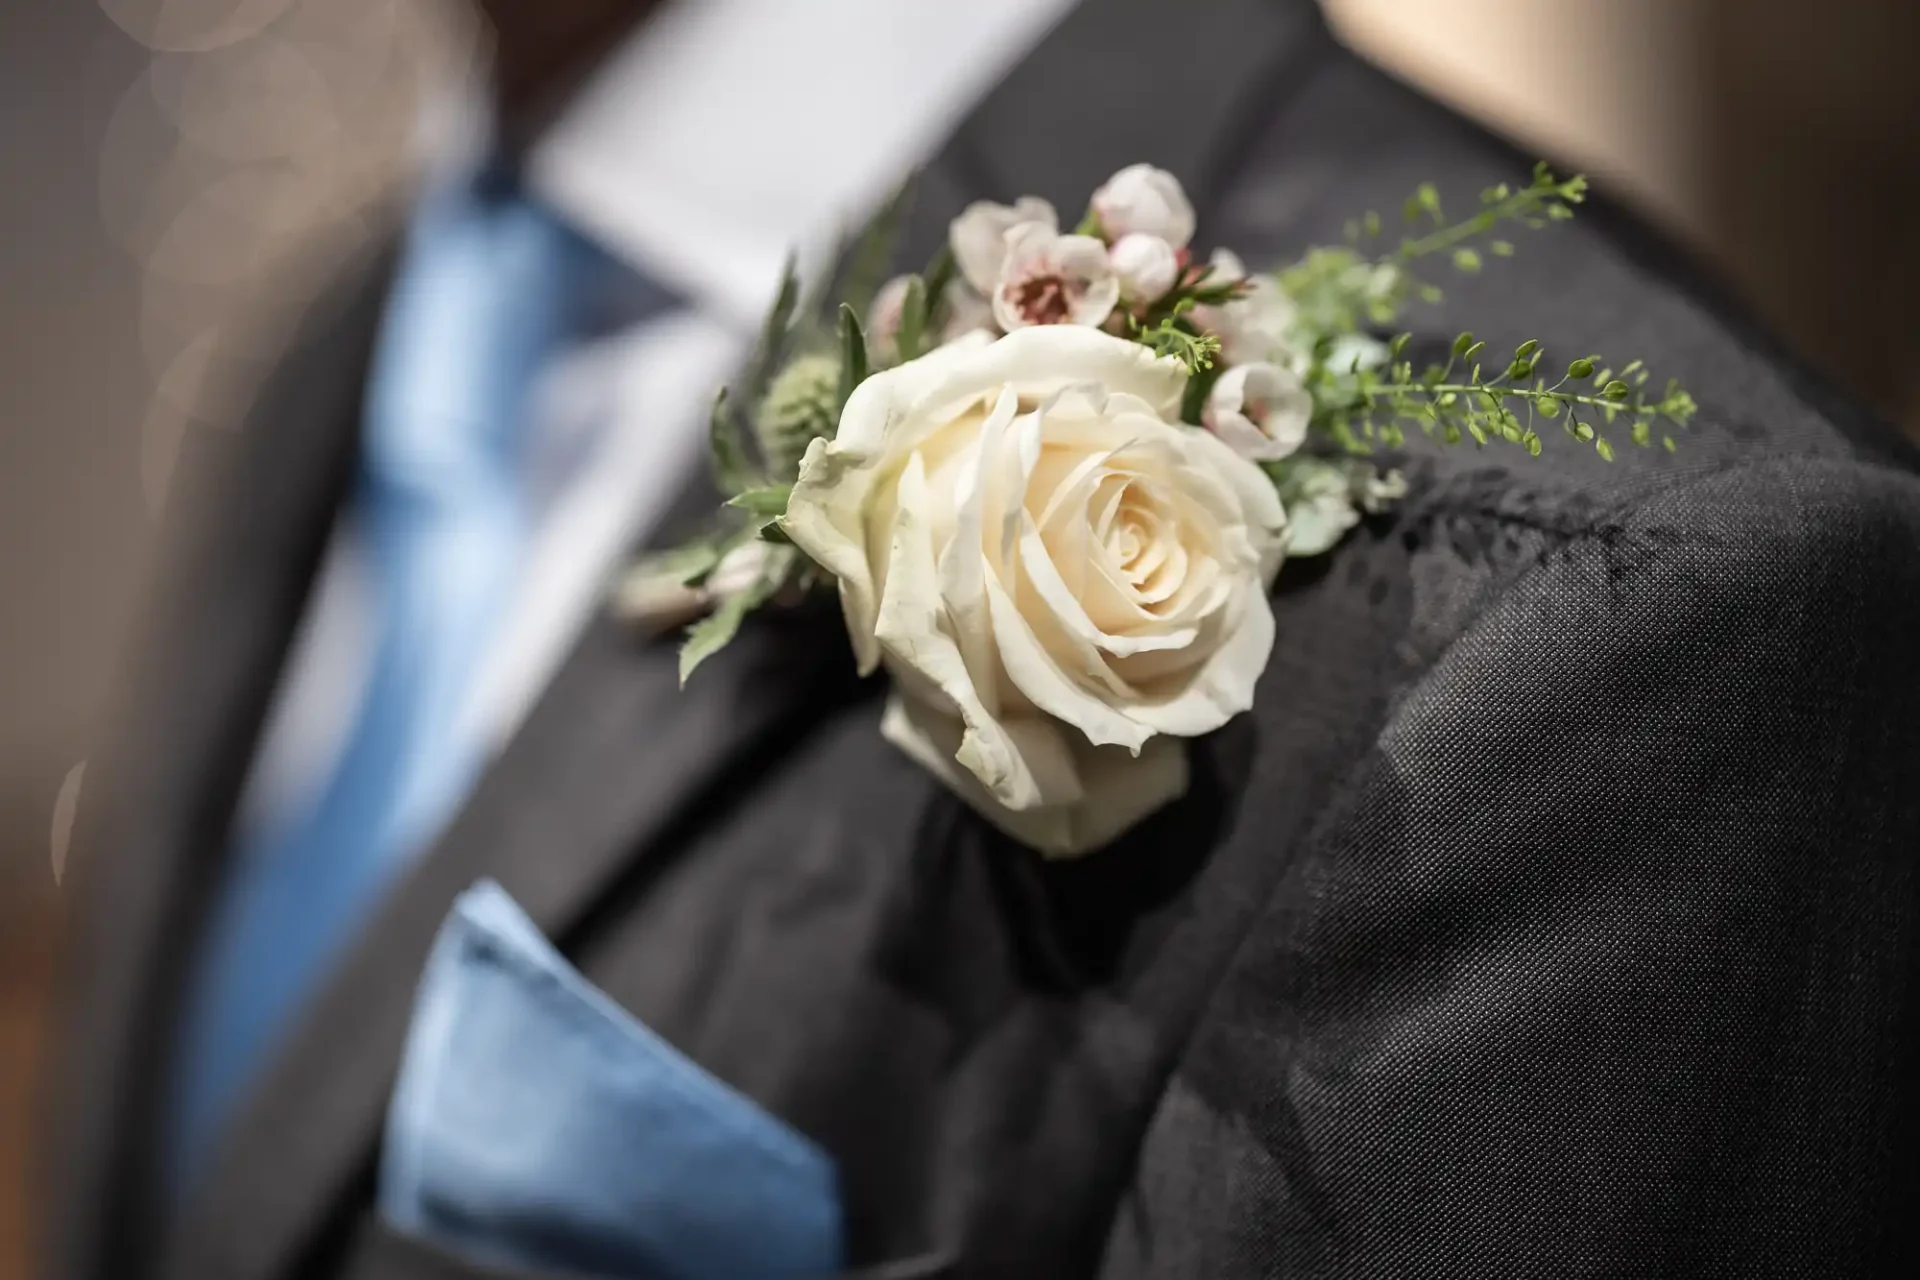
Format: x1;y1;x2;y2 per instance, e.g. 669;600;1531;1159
950;196;1058;295
991;224;1120;331
1091;163;1196;248
781;326;1288;856
1108;232;1180;304
1203;361;1312;461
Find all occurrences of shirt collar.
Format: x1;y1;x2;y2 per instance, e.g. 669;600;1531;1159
522;0;1077;331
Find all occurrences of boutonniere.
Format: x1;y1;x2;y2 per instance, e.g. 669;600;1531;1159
618;162;1699;857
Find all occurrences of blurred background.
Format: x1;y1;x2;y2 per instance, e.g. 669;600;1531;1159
0;1;1915;1275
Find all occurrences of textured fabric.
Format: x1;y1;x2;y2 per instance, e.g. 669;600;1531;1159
165;176;604;1187
48;3;1920;1280
381;881;841;1279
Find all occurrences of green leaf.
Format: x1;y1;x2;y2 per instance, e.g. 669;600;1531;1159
1452;331;1476;357
1574;420;1596;442
1663;435;1678;453
1466;420;1488;446
708;387;755;493
1509;359;1535;380
1524;431;1543;457
676;548;795;686
836;304;870;412
1392;332;1414;359
1595;437;1615;462
727;485;794;518
1568;358;1595;380
1452;248;1482;273
1515;339;1540;360
1604;379;1632;401
679;589;757;686
1490;240;1516;257
896;274;929;361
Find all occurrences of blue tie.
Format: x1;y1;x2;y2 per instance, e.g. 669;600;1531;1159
167;173;604;1188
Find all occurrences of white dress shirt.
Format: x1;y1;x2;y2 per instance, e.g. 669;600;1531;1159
234;0;1077;856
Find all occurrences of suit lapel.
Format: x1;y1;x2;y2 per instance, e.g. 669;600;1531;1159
50;230;400;1280
164;597;861;1280
149;3;1331;1277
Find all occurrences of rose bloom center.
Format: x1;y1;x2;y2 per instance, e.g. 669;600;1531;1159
1103;480;1186;615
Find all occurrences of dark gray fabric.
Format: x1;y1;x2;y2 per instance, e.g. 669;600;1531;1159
45;234;394;1280
46;1;1920;1278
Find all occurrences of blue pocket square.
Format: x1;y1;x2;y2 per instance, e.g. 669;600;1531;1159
381;881;843;1279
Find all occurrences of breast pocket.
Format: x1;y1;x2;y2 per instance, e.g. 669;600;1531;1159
378;882;842;1280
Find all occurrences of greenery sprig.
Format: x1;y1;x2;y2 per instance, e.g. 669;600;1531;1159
629;160;1702;684
1327;334;1700;461
1286;164;1696;460
1281;163;1589;336
1131;297;1223;375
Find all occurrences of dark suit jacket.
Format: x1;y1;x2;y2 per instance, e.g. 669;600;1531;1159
46;2;1920;1277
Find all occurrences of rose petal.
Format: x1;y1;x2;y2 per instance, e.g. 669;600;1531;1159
875;453;1063;809
881;695;1185;857
937;385;1021;709
1122;583;1276;736
904;325;1187;425
986;565;1154;752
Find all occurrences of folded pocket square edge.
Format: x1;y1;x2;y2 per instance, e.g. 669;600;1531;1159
379;880;843;1280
